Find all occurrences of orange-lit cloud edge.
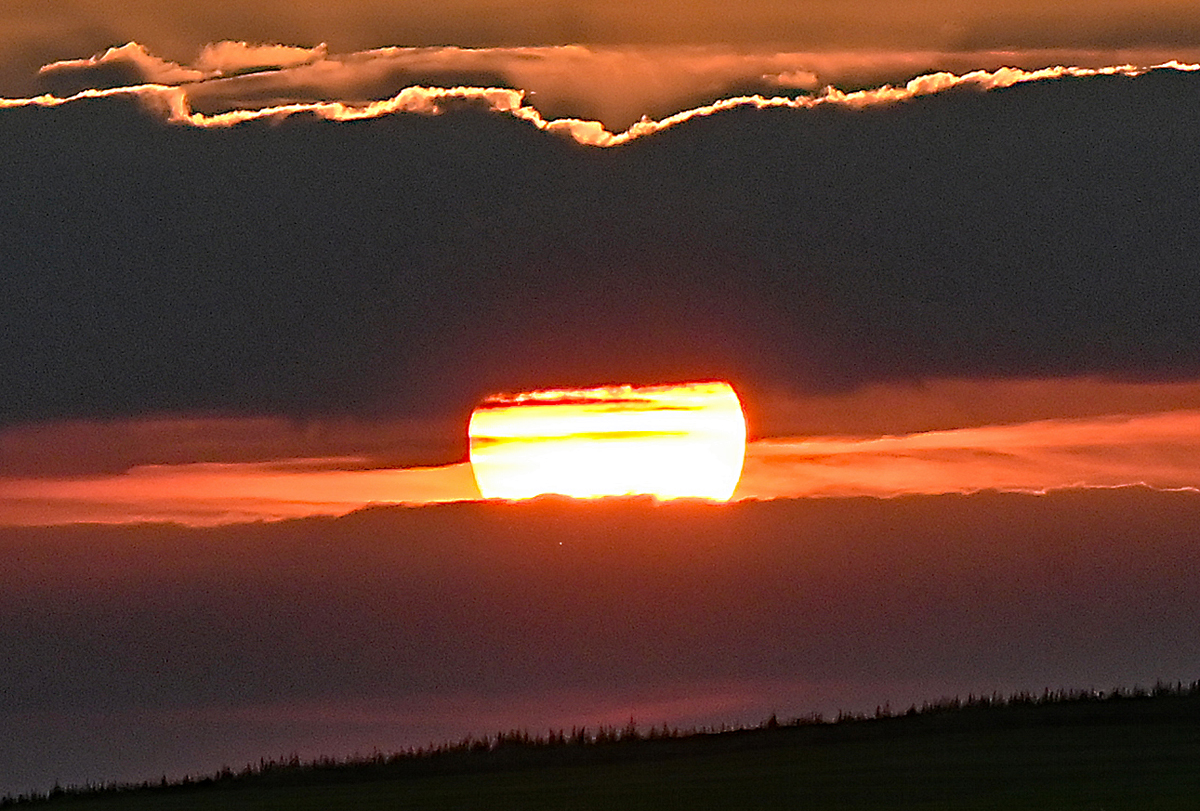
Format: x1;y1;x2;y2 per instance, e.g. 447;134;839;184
3;45;1198;146
6;377;1200;526
33;41;1200;130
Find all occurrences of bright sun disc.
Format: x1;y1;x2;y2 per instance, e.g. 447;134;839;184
468;381;747;500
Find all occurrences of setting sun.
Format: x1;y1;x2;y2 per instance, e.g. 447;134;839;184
467;381;747;500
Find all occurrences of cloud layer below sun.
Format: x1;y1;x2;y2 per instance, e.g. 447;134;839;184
6;484;1200;795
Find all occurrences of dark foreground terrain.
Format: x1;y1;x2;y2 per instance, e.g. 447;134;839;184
9;686;1200;810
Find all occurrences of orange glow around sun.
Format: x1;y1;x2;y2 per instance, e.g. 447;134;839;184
467;381;748;500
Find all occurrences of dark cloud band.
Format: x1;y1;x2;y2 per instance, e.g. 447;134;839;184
3;66;1200;427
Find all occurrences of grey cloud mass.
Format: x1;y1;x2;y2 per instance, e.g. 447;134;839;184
3;66;1200;429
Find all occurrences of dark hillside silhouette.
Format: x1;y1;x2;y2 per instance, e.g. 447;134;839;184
7;681;1199;809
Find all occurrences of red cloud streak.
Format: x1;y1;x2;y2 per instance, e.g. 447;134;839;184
5;380;1200;525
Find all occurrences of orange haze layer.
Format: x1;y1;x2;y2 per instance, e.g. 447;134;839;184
6;378;1200;525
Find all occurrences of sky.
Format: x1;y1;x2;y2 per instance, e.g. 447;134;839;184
3;0;1200;797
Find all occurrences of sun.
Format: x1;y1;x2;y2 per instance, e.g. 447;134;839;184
467;381;747;500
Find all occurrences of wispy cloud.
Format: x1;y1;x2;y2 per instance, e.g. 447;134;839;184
39;42;208;86
738;410;1200;500
0;458;480;526
0;415;465;478
0;413;477;525
192;40;330;74
749;378;1200;438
